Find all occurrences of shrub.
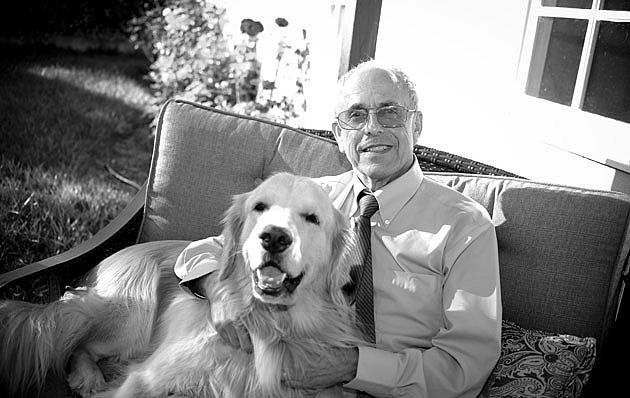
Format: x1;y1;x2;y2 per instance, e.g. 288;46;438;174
127;0;310;124
1;0;155;38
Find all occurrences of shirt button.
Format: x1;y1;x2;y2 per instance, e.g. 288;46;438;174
384;219;390;225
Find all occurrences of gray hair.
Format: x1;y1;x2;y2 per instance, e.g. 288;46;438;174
335;60;419;114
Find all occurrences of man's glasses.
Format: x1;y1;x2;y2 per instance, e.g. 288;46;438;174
336;105;416;130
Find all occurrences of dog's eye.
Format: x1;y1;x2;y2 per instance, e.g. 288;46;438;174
253;202;268;212
303;213;320;225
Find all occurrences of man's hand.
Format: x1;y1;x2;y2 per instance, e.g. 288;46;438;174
283;346;359;390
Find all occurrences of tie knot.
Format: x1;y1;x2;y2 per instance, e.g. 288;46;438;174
357;190;379;218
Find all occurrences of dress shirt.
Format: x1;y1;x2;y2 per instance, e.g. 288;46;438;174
174;161;502;397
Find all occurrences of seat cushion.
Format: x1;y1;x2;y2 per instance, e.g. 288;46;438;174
480;320;596;398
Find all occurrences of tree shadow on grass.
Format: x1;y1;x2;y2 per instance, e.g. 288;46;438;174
0;43;157;271
0;43;155;180
0;42;151;86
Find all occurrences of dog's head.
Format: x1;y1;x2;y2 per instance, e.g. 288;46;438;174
219;172;352;308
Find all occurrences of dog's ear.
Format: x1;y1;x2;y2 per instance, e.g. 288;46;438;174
218;192;248;281
327;209;354;307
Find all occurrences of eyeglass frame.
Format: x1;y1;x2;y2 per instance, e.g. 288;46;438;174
335;104;419;130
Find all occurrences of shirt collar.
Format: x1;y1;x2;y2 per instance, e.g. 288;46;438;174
349;160;424;221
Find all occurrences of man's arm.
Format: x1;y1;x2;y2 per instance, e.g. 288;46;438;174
346;224;502;397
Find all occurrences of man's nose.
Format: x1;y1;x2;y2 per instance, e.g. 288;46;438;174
363;111;382;135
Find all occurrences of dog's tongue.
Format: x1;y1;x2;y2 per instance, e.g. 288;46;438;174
257;265;287;289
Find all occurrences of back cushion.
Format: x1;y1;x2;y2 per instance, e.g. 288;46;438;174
428;173;630;341
139;100;350;242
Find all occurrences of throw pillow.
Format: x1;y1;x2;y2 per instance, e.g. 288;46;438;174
480;320;596;398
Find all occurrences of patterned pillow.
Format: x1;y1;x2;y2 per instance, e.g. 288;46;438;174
480;320;596;398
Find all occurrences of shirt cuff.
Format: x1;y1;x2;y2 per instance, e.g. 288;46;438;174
174;237;224;283
343;346;399;396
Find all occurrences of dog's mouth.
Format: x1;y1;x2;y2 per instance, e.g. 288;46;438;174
252;261;304;297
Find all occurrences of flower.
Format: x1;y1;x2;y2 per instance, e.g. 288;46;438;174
240;18;264;37
275;17;288;27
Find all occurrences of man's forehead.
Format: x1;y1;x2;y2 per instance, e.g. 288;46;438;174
345;69;397;91
338;68;409;109
338;86;408;110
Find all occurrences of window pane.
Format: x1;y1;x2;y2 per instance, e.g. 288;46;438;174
526;17;588;106
583;22;630;123
542;0;592;8
602;0;630;11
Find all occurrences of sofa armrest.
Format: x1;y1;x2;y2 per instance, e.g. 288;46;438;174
583;259;630;397
0;183;147;303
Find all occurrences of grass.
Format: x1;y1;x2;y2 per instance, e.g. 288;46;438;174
0;43;157;273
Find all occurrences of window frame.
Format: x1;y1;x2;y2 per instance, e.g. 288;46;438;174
517;0;630;174
336;0;382;78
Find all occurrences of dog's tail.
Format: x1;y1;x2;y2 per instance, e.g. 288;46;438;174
0;240;189;397
0;291;106;397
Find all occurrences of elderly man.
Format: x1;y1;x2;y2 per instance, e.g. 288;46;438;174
175;60;502;397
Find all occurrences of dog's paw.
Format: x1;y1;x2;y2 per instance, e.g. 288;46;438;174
67;355;106;397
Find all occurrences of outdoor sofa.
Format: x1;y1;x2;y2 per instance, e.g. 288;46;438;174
1;99;629;397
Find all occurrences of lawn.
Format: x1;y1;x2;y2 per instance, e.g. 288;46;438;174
0;43;157;274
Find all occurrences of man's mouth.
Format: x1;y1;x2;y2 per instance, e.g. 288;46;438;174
361;144;391;153
252;261;304;297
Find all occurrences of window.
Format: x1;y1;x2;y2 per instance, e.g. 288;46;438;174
521;0;630;124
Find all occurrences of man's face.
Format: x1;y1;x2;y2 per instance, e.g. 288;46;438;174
332;68;421;190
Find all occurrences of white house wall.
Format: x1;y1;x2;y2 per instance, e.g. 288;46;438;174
376;0;630;194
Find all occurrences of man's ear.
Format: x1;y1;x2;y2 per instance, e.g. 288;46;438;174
412;111;423;143
331;122;345;154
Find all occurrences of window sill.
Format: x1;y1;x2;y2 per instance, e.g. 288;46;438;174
516;95;629;174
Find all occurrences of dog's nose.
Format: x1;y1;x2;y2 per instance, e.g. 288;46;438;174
259;226;292;253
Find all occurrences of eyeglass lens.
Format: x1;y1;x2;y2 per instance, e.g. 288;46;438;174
338;106;407;129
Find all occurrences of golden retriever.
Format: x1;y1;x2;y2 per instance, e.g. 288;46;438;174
0;172;363;398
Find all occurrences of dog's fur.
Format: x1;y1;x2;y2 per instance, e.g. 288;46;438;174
0;173;363;398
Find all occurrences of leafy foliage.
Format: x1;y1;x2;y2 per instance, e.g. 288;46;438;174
0;0;155;38
128;0;310;124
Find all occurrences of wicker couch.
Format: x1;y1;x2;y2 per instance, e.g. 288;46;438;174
1;99;629;397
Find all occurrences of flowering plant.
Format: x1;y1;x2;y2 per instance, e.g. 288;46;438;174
127;0;310;124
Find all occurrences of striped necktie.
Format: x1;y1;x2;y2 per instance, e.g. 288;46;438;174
349;190;379;344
